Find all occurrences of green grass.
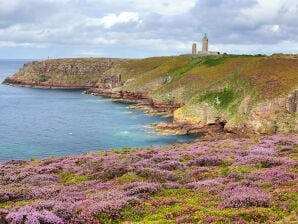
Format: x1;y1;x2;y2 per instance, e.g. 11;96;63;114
59;172;91;186
197;87;239;109
0;199;41;210
115;172;144;184
167;57;202;81
10;54;298;132
201;56;226;67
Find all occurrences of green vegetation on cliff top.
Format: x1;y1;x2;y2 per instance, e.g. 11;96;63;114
8;54;298;132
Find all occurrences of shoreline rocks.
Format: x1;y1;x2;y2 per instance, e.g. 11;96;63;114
3;55;297;136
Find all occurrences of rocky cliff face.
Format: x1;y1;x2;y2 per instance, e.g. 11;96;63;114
3;55;298;135
3;58;123;88
173;94;298;135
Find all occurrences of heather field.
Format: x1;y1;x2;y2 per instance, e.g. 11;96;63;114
0;134;297;223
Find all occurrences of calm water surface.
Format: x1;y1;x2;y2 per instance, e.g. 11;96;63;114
0;60;195;162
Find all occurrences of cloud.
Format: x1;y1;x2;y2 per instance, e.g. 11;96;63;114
0;41;38;47
0;0;21;16
127;0;197;15
0;0;297;58
100;0;197;15
88;12;141;29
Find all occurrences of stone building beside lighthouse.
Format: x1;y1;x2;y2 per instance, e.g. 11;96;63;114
192;33;220;56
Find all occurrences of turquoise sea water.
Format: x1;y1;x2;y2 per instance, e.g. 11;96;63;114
0;60;195;162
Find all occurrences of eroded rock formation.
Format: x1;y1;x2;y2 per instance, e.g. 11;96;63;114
3;58;122;88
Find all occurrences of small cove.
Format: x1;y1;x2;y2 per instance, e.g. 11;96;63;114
0;59;195;162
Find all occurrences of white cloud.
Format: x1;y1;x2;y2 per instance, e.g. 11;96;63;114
212;39;298;54
92;37;117;44
0;41;41;47
125;38;193;53
95;12;141;29
128;0;197;15
101;0;197;15
239;0;298;26
77;49;103;56
270;24;280;32
0;0;297;58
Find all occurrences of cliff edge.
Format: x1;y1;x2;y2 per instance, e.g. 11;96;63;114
3;54;298;134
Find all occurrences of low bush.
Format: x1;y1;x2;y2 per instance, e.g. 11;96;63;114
219;183;270;208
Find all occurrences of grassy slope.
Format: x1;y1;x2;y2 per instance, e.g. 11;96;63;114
12;55;298;98
113;55;298;100
9;54;298;131
109;54;297;131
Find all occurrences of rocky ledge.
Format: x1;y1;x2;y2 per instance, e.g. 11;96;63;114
85;88;183;115
3;56;298;135
3;77;94;89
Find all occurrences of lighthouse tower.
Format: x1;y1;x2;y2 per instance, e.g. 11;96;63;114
191;33;220;56
202;33;208;53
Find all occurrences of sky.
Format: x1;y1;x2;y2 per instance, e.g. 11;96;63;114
0;0;297;59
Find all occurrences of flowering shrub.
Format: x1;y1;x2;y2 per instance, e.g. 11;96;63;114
87;199;127;219
219;183;270;208
235;154;283;167
185;178;225;192
151;154;175;163
250;146;276;155
157;160;184;170
0;189;25;203
1;171;34;185
0;190;12;202
98;161;130;180
124;182;161;196
21;174;58;185
248;169;295;185
162;182;181;189
34;163;63;174
188;156;223;167
190;167;211;175
28;185;62;199
133;159;153;169
136;168;177;182
83;190;139;219
0;134;296;223
36;200;76;220
6;206;64;224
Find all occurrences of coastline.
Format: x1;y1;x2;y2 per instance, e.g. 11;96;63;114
4;78;226;137
1;60;297;223
2;77;92;89
3;55;297;136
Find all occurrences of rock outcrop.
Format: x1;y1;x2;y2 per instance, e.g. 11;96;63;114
3;55;298;135
3;58;122;88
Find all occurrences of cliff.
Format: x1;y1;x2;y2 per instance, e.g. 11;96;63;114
3;58;124;88
3;54;298;134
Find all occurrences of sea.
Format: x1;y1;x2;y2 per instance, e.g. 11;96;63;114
0;59;195;162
